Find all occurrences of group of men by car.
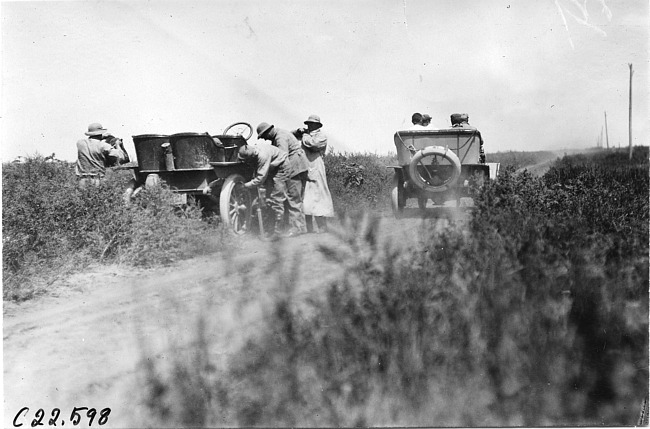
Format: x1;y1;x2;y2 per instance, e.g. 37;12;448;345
75;115;335;238
75;112;481;236
224;115;335;237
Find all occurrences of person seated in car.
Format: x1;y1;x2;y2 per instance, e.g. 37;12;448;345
450;113;484;162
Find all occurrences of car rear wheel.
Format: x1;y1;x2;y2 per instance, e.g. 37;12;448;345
391;172;406;218
219;174;253;235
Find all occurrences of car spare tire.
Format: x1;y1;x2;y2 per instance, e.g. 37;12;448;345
408;146;461;192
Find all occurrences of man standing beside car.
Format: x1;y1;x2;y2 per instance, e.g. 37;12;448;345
256;122;309;236
75;123;125;188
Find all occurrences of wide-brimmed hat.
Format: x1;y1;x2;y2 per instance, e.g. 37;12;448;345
256;122;274;139
237;144;255;160
304;114;322;126
85;123;108;136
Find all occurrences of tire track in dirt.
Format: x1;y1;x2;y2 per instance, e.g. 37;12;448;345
516;158;556;176
3;213;460;427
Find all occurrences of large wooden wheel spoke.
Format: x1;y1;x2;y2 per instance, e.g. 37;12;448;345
220;174;253;235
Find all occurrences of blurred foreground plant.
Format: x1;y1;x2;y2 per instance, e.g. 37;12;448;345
137;150;648;426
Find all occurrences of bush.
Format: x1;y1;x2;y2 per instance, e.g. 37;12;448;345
470;164;648;424
137;149;648;426
323;151;394;215
2;156;227;301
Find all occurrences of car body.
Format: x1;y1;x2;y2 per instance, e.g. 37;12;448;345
388;125;499;214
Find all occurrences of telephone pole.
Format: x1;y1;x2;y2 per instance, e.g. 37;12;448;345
628;63;634;160
604;111;609;149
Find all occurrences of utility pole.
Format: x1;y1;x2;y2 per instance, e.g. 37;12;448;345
628;63;634;160
604;111;609;149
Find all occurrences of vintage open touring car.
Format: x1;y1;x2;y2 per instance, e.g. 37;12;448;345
388;115;499;216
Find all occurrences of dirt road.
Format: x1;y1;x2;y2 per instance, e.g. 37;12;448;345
3;209;466;428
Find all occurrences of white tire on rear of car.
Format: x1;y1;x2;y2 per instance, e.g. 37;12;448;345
408;146;461;192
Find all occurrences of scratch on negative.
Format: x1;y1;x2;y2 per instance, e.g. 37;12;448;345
402;0;408;30
555;0;575;50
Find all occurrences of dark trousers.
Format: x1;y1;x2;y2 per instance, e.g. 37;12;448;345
306;215;328;233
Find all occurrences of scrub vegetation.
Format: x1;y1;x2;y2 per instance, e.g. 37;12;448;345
323;149;558;215
1;148;557;301
323;151;395;215
135;147;649;426
486;150;559;171
2;157;226;301
3;147;647;425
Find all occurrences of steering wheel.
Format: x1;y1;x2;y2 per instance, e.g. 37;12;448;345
222;122;253;141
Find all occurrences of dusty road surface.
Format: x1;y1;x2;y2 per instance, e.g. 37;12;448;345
3;208;469;428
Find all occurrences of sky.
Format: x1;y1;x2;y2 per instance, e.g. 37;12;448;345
1;0;648;162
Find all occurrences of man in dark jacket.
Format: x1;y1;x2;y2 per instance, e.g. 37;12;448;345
256;122;309;235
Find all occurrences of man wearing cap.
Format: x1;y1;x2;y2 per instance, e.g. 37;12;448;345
236;143;290;237
295;114;334;233
421;114;436;129
256;122;309;235
450;113;485;162
75;123;125;188
450;113;475;130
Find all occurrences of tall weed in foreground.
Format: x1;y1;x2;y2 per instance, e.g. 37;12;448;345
137;151;647;426
470;166;648;424
3;157;227;301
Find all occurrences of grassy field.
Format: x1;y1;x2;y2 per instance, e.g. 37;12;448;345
485;149;559;171
130;147;647;426
323;149;559;215
1;148;560;301
323;151;395;215
3;147;647;425
1;146;593;301
2;157;227;301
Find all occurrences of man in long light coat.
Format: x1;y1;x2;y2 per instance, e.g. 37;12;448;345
295;114;334;233
256;122;309;236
